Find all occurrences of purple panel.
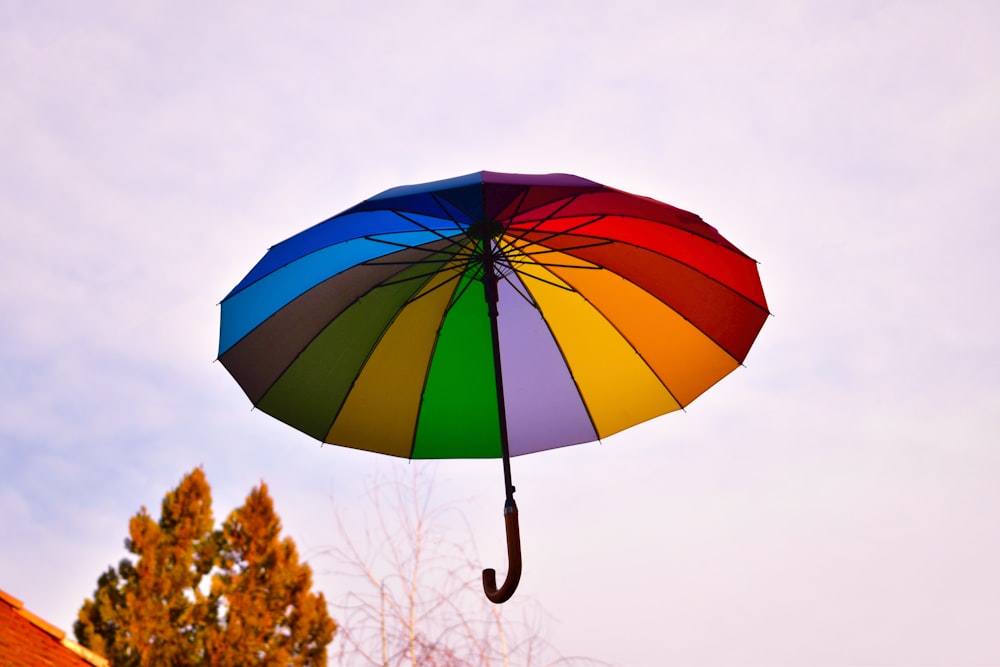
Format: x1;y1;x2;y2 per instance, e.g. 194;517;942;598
496;275;597;455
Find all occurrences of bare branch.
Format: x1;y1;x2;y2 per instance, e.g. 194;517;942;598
322;464;606;667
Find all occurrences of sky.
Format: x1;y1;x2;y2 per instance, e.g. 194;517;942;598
2;1;999;665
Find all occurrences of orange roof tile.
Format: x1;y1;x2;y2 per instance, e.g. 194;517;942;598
0;588;107;667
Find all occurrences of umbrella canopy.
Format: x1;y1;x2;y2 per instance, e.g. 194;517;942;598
219;171;767;456
219;171;769;601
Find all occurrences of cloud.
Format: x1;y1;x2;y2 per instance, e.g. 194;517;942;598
2;2;999;665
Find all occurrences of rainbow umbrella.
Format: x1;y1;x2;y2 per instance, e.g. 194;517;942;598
219;171;768;602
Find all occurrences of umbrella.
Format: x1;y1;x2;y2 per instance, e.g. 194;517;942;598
219;171;768;603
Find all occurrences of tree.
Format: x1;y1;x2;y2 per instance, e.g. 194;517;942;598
74;468;336;666
325;466;607;667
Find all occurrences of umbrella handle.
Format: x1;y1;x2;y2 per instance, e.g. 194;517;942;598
482;499;522;604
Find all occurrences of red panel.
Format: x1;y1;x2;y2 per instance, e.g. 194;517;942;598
505;190;742;252
492;184;605;222
516;234;769;361
510;216;768;310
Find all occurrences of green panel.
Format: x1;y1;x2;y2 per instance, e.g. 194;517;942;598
325;267;460;456
412;274;502;458
256;268;435;440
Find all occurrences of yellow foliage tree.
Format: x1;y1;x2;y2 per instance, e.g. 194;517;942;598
74;468;335;666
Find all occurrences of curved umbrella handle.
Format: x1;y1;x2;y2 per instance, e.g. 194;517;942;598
482;499;522;604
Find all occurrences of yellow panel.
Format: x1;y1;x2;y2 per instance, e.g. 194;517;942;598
538;249;740;406
327;268;460;456
506;241;682;438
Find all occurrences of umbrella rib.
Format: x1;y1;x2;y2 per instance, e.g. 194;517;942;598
501;237;615;258
514;193;584;233
380;254;481;319
318;265;454;444
510;268;580;293
361;247;475;306
492;212;612;277
402;267;481;460
505;266;603;442
495;213;617;276
509;238;743;403
504;257;603;271
602;247;766;360
362;233;465;255
529;256;688;410
496;197;589;249
519;208;759;262
389;209;468;243
361;258;464;266
508;214;608;247
245;259;444;437
496;238;604;269
440;267;482;314
399;270;465;306
495;236;606;273
360;237;478;275
362;251;471;268
512;230;769;316
428;192;477;235
373;266;461;290
496;269;539;309
491;185;533;238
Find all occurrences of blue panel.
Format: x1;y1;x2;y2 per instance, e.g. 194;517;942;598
346;179;484;224
226;210;462;298
219;230;459;354
366;172;483;201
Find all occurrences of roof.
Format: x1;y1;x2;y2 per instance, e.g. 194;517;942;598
0;588;108;667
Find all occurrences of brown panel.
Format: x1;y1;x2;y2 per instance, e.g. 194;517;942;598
220;240;455;403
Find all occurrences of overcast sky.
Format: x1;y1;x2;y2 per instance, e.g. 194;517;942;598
2;2;999;665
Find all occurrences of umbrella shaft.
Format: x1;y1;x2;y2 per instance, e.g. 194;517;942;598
483;245;515;503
